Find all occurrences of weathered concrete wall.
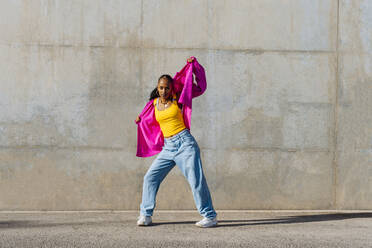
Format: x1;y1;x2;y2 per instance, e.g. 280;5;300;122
336;0;372;209
0;0;370;210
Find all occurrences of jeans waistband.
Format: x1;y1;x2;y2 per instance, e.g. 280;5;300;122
164;128;190;141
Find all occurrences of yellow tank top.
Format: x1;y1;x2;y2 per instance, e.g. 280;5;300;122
154;96;186;138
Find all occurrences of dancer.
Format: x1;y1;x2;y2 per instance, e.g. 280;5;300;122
134;56;217;228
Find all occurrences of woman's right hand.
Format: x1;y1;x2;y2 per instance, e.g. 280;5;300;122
187;56;195;63
135;115;141;122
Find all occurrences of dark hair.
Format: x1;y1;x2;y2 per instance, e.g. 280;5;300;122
149;74;174;101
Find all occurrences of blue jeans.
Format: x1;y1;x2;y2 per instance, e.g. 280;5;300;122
139;128;217;219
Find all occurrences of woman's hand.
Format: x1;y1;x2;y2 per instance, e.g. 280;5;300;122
187;57;195;63
135;115;141;122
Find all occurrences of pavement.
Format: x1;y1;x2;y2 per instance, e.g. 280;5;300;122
0;210;371;248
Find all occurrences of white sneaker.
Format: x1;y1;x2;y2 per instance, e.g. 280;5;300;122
195;216;218;228
137;215;152;226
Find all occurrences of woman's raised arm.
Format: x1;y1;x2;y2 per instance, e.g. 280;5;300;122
172;56;207;99
191;58;207;98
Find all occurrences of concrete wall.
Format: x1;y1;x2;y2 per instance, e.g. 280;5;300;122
0;0;370;210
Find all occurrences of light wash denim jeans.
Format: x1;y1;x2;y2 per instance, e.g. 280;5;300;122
139;128;217;219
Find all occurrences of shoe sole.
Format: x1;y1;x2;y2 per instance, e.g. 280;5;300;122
195;222;218;228
137;222;152;226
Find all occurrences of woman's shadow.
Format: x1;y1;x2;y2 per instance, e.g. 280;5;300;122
151;212;372;227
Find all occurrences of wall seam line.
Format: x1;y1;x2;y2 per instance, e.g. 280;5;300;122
332;0;340;210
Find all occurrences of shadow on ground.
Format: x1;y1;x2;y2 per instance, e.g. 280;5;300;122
1;213;371;229
150;212;372;227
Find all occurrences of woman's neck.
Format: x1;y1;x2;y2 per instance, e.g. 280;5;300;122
159;96;171;103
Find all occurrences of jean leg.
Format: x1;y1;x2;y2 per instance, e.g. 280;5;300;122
140;152;176;217
175;139;217;219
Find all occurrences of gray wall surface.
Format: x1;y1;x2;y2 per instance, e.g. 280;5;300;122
0;0;371;210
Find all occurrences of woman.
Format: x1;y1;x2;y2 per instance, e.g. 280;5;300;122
134;56;218;228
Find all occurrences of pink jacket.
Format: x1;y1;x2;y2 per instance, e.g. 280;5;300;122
135;56;207;157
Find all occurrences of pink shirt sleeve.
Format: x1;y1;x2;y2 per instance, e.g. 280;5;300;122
191;58;207;98
172;56;207;98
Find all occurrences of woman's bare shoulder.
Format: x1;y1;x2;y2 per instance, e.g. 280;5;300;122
173;92;181;101
172;94;183;109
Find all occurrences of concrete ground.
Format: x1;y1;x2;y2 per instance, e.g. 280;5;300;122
0;210;371;248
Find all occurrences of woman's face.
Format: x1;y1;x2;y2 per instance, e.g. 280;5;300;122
157;78;172;99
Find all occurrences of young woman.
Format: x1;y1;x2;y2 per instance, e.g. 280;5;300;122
135;56;218;228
